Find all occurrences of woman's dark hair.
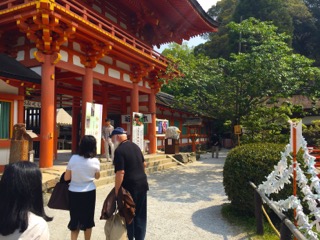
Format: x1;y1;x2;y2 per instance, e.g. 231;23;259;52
78;135;97;158
0;161;52;236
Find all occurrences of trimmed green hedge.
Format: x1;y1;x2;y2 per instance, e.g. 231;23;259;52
223;143;304;215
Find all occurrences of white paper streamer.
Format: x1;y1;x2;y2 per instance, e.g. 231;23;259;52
258;129;320;239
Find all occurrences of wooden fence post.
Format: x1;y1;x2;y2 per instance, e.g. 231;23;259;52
254;190;264;235
280;221;293;240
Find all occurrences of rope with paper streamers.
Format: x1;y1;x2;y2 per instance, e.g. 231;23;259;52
258;122;320;240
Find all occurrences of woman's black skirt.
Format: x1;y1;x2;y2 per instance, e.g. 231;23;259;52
68;189;96;231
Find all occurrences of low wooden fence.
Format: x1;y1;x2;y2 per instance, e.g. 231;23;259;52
250;182;307;240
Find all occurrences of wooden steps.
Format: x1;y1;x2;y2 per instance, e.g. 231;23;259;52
95;154;179;188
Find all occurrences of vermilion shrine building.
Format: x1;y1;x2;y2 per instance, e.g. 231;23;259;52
0;0;218;170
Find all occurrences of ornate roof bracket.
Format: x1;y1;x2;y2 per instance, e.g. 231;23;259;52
129;63;154;83
80;42;113;68
146;69;163;93
16;9;77;56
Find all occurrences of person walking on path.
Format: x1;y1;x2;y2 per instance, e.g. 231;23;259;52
64;135;101;240
111;127;149;240
102;118;114;161
211;133;220;158
0;161;52;240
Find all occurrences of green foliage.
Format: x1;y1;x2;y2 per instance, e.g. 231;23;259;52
241;104;305;144
303;120;320;146
162;43;221;116
217;18;320;124
303;0;320;65
194;0;238;59
162;19;320;137
196;0;320;64
223;143;306;214
233;0;293;37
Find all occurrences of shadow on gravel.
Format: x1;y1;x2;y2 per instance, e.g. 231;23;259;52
192;205;251;240
148;157;228;203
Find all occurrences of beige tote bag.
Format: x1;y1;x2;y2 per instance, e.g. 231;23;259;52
104;212;127;240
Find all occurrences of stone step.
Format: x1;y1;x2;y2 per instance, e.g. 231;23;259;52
95;157;179;186
145;161;178;175
95;162;179;188
144;154;168;161
99;155;169;170
100;158;177;177
95;175;115;188
99;157;173;178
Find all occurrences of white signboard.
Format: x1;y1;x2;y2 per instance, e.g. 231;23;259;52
85;102;103;154
132;112;144;151
122;114;152;124
24;100;41;108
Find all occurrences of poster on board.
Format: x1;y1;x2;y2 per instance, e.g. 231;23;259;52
132;112;144;151
85;102;103;154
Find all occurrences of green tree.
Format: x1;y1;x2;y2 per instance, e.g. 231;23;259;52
194;0;238;59
303;0;320;65
241;103;305;143
162;19;320;138
196;0;319;64
233;0;293;34
161;43;221;117
216;19;319;127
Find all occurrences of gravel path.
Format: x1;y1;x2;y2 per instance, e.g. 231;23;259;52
46;151;249;240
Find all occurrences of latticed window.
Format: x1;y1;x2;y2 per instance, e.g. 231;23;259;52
182;126;187;135
0;101;11;139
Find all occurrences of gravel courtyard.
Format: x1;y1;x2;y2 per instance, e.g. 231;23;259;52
46;151;248;240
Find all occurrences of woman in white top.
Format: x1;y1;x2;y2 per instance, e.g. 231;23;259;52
0;161;52;240
64;135;100;240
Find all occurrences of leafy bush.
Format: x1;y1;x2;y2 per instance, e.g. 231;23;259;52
223;143;305;215
303;120;320;147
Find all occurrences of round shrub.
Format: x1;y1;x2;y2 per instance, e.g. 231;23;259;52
223;143;295;214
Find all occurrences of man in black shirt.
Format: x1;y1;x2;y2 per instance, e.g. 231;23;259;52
211;133;220;158
111;127;149;240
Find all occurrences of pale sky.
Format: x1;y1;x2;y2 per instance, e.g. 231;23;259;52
155;0;219;52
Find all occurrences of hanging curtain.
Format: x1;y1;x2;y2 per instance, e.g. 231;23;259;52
0;101;10;139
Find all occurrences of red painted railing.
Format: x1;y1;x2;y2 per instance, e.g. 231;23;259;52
0;0;170;66
0;0;30;10
55;0;169;65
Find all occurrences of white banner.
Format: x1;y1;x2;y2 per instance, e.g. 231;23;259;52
85;102;103;154
132;112;144;151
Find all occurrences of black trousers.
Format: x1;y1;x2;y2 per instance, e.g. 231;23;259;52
127;191;147;240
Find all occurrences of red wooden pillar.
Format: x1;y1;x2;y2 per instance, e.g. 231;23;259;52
39;54;55;168
81;67;93;136
71;98;80;154
18;86;25;123
149;88;157;154
131;81;139;113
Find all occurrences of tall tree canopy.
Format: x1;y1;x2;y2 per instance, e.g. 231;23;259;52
163;19;320;133
195;0;320;65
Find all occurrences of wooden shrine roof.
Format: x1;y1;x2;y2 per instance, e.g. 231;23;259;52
102;0;219;47
183;118;203;127
156;92;194;114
